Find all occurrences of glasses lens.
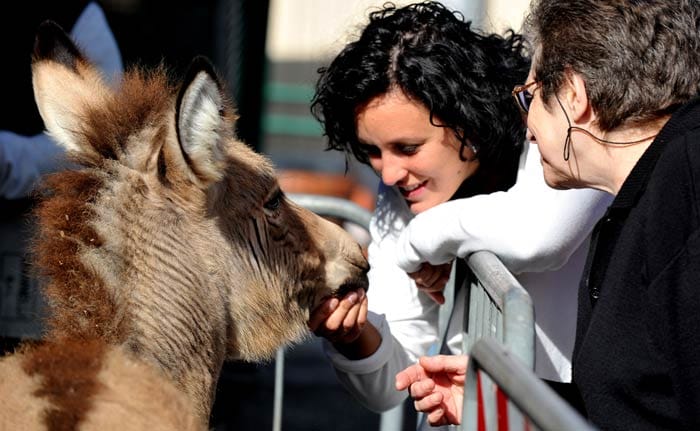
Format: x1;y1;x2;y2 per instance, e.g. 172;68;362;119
517;90;533;113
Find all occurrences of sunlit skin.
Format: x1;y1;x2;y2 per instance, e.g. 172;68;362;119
523;66;664;194
520;70;580;190
395;354;467;426
308;88;478;358
357;88;479;214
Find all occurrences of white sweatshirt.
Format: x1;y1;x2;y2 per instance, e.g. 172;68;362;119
322;143;612;412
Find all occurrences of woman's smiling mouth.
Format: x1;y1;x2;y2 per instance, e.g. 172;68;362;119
399;180;427;199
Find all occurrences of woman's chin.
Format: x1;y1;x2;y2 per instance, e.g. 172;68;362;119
407;199;432;214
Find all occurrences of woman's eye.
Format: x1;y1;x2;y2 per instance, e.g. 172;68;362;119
400;145;419;155
264;190;283;211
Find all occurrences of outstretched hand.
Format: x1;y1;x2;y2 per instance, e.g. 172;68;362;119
408;262;452;304
395;355;468;426
308;288;368;345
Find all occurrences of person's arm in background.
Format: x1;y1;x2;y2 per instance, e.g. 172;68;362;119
70;2;123;86
395;143;613;275
0;2;122;199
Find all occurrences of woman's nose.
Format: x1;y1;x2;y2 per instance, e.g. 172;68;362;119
379;157;407;186
526;127;535;143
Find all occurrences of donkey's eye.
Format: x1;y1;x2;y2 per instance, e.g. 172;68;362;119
264;189;284;211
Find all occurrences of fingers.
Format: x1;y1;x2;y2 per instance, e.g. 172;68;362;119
346;294;369;338
307;297;339;332
410;266;440;286
310;289;367;344
395;363;428;390
340;294;368;340
409;382;451;427
427;291;446;305
409;263;450;287
418;354;468;377
426;407;450;427
409;263;452;304
407;378;437;399
328;289;364;331
413;391;443;414
410;377;462;427
396;355;466;427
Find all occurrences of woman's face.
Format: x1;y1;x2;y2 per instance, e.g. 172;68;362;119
524;69;579;189
355;89;478;214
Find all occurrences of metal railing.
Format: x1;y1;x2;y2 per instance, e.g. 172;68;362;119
453;251;535;431
463;251;535;368
288;193;372;228
464;337;596;431
381;250;536;431
289;193;587;431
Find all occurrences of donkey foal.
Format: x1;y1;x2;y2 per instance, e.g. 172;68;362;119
0;21;369;430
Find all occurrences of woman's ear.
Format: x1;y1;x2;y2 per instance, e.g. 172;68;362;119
562;70;594;125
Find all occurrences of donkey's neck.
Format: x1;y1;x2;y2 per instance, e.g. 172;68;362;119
99;203;230;422
124;272;228;421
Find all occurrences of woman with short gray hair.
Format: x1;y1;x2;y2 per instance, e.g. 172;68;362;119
398;0;700;428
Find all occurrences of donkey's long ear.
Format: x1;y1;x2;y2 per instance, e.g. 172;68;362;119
32;20;111;159
176;56;233;184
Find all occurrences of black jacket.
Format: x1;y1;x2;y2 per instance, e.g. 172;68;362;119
573;97;700;430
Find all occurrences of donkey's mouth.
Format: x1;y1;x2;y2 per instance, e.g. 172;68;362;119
335;274;370;298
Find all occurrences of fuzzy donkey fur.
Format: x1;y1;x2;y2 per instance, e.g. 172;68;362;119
0;21;369;430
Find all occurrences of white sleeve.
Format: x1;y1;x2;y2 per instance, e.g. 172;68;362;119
394;143;613;274
322;187;441;412
322;312;412;412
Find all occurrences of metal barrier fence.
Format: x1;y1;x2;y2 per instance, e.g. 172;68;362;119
380;251;536;431
289;193;372;228
463;251;535;368
457;251;535;431
464;337;596;431
289;193;589;431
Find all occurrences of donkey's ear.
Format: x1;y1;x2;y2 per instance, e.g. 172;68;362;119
176;56;233;184
32;20;112;158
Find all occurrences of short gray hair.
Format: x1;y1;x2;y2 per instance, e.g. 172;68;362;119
524;0;700;131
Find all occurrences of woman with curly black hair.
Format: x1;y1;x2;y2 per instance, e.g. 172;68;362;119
307;1;610;417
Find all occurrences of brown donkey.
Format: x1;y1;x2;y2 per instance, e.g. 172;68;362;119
0;22;368;430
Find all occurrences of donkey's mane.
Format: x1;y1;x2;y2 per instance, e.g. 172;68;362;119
78;65;173;166
32;65;175;343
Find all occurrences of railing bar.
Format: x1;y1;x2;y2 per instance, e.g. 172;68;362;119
465;283;479;353
470;338;597;431
288;193;372;229
272;347;285;431
482;372;497;431
476;287;486;340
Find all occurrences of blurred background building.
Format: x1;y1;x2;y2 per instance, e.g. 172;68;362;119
0;1;529;430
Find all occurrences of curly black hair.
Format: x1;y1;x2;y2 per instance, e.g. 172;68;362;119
311;1;530;174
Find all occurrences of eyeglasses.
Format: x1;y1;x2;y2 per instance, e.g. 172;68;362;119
512;81;540;115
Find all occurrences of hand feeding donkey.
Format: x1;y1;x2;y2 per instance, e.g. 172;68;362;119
0;21;369;430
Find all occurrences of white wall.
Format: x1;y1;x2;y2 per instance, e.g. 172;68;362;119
266;0;531;62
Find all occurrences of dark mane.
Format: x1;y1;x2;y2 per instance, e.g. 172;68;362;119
77;65;174;167
30;65;174;343
32;170;111;341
